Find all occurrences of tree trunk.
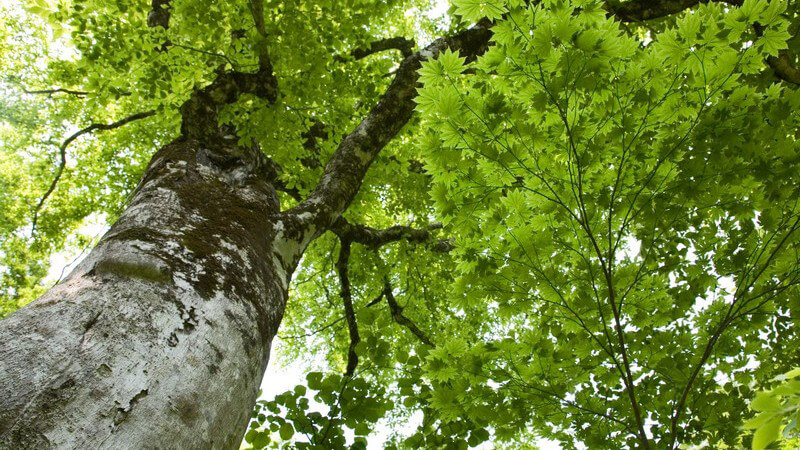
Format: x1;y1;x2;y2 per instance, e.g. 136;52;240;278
0;135;294;448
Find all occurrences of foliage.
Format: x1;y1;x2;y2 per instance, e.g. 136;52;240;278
413;0;800;447
244;375;393;449
745;367;800;450
2;0;800;448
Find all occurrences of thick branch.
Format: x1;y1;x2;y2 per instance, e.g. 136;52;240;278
766;51;800;85
247;0;267;37
32;110;156;232
335;37;416;62
177;0;278;140
336;240;360;377
331;218;452;251
383;280;434;347
179;69;277;139
754;24;800;85
285;19;493;237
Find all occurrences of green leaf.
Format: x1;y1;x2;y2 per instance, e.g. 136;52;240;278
752;392;781;412
452;0;507;22
279;422;294;441
784;416;797;437
252;431;270;448
438;49;467;78
739;0;768;23
758;26;791;56
306;372;323;390
354;422;370;436
752;417;781;450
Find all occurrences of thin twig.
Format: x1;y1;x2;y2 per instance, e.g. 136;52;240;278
383;279;434;347
22;88;88;97
170;43;239;68
276;316;346;340
31;110;156;233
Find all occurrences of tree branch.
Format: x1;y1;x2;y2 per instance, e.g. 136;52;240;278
336;239;360;377
170;42;239;68
766;51;800;85
178;67;278;138
754;24;800;85
277;316;345;340
31;110;156;232
333;216;444;373
335;37;416;62
331;217;452;252
247;0;275;76
382;279;434;347
298;120;327;169
284;19;493;240
22;88;88;98
247;0;267;38
176;1;279;140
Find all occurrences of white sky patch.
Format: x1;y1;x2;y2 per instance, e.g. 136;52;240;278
406;0;452;46
618;236;641;262
427;0;450;20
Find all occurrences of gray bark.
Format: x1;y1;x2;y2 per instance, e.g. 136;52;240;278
0;137;292;449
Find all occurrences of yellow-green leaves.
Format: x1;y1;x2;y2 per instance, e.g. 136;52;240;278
759;25;792;56
744;368;800;449
23;0;52;19
738;0;785;25
418;48;467;85
438;48;468;77
452;0;508;22
416;0;800;447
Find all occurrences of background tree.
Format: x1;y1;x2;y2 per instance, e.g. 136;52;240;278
1;0;799;449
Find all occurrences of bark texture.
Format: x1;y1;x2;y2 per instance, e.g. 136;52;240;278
0;135;289;448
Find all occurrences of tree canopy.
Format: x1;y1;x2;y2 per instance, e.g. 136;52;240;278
2;0;800;448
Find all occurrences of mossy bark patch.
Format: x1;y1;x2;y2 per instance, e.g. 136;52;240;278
93;259;171;284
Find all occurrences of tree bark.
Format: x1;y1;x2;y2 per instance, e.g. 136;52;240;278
0;135;292;448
